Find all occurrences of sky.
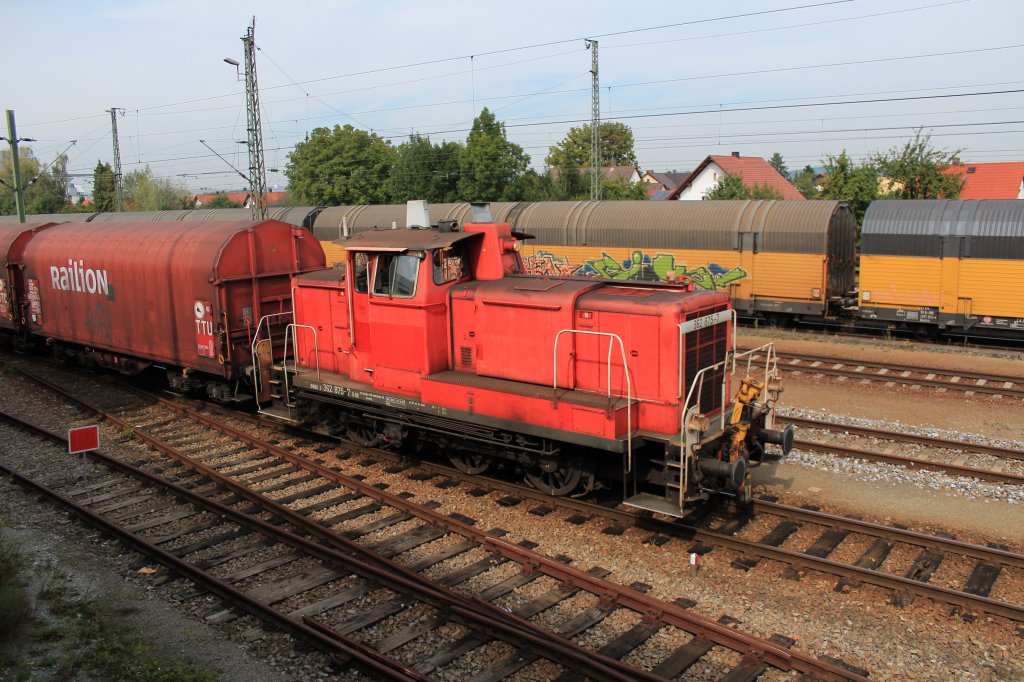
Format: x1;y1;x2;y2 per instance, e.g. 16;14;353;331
4;0;1023;194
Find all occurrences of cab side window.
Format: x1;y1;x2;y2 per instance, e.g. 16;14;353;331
353;252;369;294
432;244;468;285
373;253;420;298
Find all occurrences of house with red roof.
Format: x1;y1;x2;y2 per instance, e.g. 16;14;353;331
192;191;250;207
668;153;805;200
945;162;1024;199
191;190;291;208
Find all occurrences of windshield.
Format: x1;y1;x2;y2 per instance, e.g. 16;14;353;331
373;253;420;298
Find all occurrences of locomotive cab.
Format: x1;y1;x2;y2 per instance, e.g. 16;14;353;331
262;202;793;518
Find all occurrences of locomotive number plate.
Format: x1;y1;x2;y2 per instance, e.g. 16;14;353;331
678;310;731;334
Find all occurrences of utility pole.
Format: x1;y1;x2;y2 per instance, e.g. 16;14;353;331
107;108;124;211
586;40;601;202
4;110;28;223
242;18;268;220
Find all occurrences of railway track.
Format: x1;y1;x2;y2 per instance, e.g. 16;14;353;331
777;415;1024;485
317;442;1024;625
143;383;1024;626
1;363;863;681
749;349;1024;398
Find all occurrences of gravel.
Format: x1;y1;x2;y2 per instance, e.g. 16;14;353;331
780;406;1024;505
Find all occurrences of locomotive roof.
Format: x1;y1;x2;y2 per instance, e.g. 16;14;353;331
337;226;482;252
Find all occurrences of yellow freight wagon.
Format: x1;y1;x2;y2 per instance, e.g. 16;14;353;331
311;200;857;320
511;200;856;318
859;200;1024;334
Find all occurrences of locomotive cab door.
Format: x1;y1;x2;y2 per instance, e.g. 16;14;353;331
348;251;375;381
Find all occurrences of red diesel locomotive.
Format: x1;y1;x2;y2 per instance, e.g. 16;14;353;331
256;204;793;517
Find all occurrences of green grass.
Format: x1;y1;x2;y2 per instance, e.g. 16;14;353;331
0;519;214;682
0;525;31;644
35;575;217;682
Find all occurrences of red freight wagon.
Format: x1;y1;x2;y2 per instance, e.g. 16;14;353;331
20;220;325;399
0;222;55;333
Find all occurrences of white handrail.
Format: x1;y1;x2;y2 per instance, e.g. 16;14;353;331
552;329;634;474
677;340;778;510
250;311;292;403
282;323;320;410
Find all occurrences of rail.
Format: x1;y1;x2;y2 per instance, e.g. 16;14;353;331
553;329;634;473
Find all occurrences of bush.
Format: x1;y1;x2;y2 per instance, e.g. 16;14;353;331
0;536;30;642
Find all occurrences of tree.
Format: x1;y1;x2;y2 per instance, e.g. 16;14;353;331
286;124;396;205
389;134;462;203
818;151;879;224
1;146;70;215
26;153;70;214
599;179;648;200
792;165;819;199
205;193;242;208
545;122;638;170
93;161;116;212
872;130;963;199
705;172;782;200
768;153;789;179
123;167;188;211
457;108;530;202
509;170;557;201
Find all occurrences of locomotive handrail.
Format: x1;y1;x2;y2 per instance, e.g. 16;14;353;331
552;329;634;474
250;312;292;403
733;342;779;381
282;323;321;412
678;340;778;511
675;308;740;513
679;359;730;510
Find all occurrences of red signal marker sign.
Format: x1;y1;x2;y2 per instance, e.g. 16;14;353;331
68;425;100;454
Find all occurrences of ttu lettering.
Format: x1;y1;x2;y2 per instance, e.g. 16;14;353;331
49;260;110;297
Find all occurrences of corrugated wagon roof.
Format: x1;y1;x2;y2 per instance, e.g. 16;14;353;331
863;199;1024;259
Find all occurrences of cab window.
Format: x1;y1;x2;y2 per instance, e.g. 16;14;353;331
353;252;369;294
433;244;468;285
373;253;420;298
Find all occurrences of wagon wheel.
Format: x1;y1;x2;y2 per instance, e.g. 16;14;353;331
525;455;583;496
447;450;492;475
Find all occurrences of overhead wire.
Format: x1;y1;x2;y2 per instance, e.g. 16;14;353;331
21;0;858;128
33;0;1014;188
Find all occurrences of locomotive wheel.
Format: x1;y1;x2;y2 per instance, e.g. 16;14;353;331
346;421;380;447
525;455;583;496
447;450;492;475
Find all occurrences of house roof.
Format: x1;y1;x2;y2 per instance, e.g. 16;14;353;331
945;162;1024;199
266;191;290;206
602;165;638;183
644;171;690;190
668;155;805;200
547;165;640;183
194;191;249;206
